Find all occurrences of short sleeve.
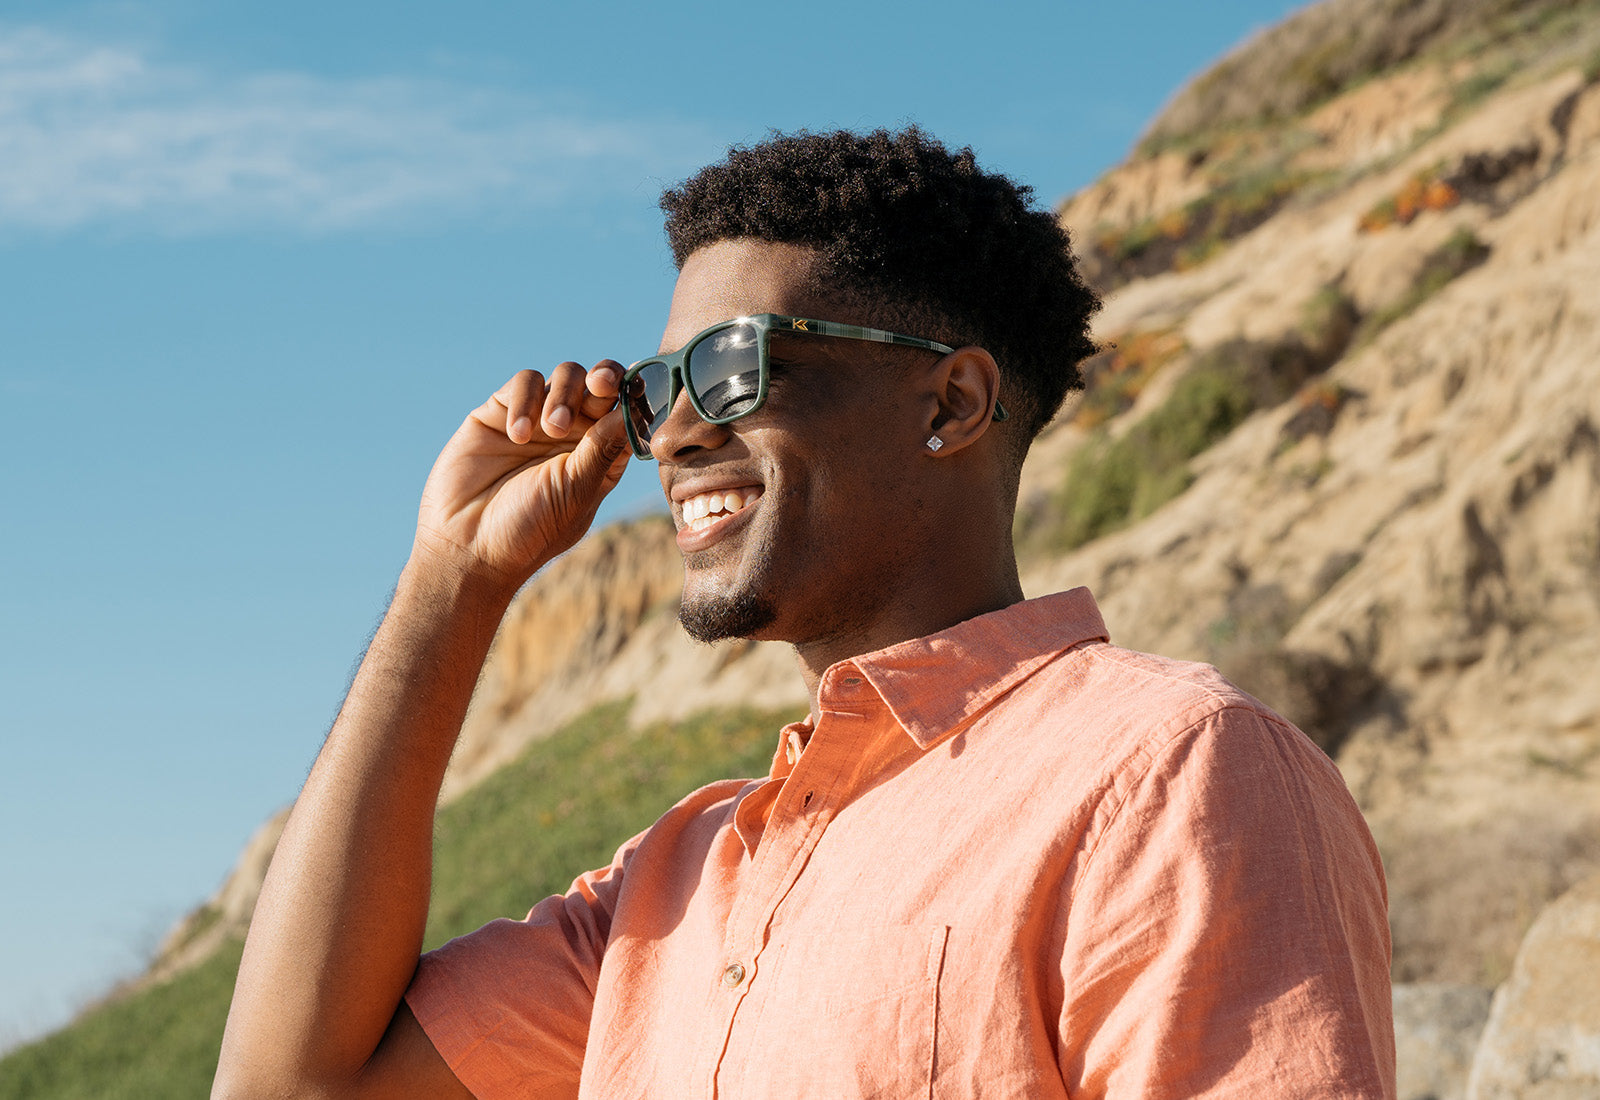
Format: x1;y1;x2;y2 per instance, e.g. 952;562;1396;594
1057;705;1395;1099
404;829;644;1100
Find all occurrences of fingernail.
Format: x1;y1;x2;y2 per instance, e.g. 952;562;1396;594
548;407;573;433
511;416;532;441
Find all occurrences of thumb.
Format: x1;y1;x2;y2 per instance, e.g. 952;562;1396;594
563;409;633;502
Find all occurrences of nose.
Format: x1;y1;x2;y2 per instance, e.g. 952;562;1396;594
648;387;732;462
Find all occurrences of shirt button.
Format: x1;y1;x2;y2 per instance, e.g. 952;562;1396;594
722;962;747;988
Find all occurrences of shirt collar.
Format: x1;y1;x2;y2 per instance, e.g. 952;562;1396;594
819;587;1109;751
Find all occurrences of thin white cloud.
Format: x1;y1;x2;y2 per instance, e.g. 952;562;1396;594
0;25;713;232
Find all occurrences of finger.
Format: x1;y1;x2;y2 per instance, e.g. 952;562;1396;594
542;362;588;438
585;360;622;399
495;370;546;444
578;360;624;421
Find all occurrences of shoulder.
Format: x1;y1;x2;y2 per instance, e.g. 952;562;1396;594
1013;637;1318;774
1076;639;1279;728
1037;641;1378;884
618;776;759;866
1003;639;1363;852
655;775;758;822
1087;642;1344;783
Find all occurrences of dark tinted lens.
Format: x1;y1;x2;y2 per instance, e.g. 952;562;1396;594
687;323;763;420
623;361;674;442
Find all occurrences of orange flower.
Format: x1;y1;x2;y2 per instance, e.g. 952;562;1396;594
1394;176;1428;224
1423;179;1460;211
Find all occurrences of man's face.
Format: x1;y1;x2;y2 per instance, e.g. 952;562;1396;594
651;239;934;647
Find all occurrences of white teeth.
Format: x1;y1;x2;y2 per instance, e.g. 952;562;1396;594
680;488;762;531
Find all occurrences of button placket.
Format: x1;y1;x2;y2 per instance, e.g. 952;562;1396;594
701;714;844;1094
708;702;889;1096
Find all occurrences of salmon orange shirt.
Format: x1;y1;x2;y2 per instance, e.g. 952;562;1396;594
407;587;1395;1098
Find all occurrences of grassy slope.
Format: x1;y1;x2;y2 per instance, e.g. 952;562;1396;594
0;943;245;1100
0;700;797;1100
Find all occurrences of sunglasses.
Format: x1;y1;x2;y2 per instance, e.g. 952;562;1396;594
619;313;1006;459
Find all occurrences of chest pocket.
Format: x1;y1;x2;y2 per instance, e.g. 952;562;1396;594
726;924;949;1099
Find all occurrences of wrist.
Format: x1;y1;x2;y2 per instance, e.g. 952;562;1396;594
400;537;524;623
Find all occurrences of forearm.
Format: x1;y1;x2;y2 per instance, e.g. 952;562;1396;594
216;363;627;1098
216;553;516;1095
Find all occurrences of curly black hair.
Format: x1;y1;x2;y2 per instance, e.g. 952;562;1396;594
660;127;1101;447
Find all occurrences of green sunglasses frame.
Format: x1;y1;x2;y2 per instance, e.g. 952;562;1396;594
619;312;1007;459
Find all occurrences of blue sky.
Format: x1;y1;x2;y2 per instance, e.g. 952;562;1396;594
0;0;1308;1050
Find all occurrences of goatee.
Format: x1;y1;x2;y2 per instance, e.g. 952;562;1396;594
679;590;777;643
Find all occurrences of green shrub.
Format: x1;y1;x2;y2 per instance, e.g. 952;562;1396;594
1071;328;1188;428
1031;312;1358;556
1357;228;1490;344
1584;44;1600;84
1048;356;1256;550
1298;286;1360;360
1106;215;1167;263
1453;65;1511;108
1088;162;1321;290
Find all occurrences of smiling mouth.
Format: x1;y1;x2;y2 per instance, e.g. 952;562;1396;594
679;487;763;532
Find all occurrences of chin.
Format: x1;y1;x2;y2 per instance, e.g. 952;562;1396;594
678;590;778;643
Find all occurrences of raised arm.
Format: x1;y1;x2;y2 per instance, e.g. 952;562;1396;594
213;362;632;1099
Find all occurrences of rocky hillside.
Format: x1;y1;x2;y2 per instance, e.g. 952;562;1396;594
142;0;1600;1094
1042;0;1600;992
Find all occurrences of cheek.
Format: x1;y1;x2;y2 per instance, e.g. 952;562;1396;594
797;442;921;538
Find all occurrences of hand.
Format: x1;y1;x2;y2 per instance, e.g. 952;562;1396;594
413;360;632;590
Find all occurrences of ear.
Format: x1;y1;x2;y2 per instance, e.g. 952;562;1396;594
924;346;1003;456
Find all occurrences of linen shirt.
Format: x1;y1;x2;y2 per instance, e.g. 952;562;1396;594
407;587;1395;1098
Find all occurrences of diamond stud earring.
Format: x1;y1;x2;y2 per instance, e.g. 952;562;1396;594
926;435;944;452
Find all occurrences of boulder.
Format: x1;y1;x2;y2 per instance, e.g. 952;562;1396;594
1394;982;1493;1100
1466;874;1600;1099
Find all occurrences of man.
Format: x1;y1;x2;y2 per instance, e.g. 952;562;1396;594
215;128;1394;1099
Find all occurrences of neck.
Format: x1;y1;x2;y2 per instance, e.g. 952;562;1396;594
793;557;1024;717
